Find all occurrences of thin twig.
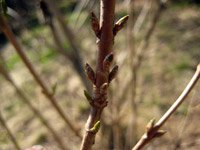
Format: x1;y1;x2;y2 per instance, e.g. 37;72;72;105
0;15;81;139
132;64;200;150
0;112;21;150
120;0;167;109
40;0;92;93
134;0;167;69
73;0;98;31
126;0;138;148
133;0;152;37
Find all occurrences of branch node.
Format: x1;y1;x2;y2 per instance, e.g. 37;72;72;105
133;63;200;150
88;121;101;134
113;15;129;36
92;100;108;109
108;65;118;83
90;12;101;38
85;63;96;84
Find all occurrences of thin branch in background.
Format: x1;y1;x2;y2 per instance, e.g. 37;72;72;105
73;0;96;30
0;112;21;150
173;87;196;150
122;0;168;110
134;0;167;69
133;0;152;37
0;15;81;139
107;71;122;149
125;1;167;147
73;0;90;28
75;0;98;31
44;0;92;94
132;64;200;150
126;0;137;148
40;0;92;93
0;55;67;150
80;0;129;149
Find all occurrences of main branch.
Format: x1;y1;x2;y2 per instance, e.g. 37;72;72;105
80;0;122;149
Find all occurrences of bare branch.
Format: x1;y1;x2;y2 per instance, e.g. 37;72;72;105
133;0;152;37
44;0;92;93
80;0;119;149
135;0;167;69
132;64;200;150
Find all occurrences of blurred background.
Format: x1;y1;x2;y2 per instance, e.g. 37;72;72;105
0;0;200;150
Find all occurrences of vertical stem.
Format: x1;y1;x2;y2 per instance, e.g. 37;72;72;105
127;0;167;147
0;112;21;150
97;0;115;78
0;15;81;139
135;0;166;68
133;0;151;36
81;0;116;149
112;118;122;150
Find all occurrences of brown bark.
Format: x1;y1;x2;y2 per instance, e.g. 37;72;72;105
80;0;117;149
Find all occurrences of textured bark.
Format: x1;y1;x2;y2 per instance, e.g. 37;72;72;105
80;0;116;149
